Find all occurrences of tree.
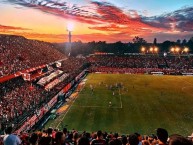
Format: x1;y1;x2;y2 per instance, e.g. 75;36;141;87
132;36;147;53
114;41;125;54
176;39;181;44
187;37;193;51
182;39;187;45
132;36;147;44
190;37;193;42
162;40;175;52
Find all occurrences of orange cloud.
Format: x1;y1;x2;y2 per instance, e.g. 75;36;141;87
0;24;32;32
2;1;193;42
0;29;133;43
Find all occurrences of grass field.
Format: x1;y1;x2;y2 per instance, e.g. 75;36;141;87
46;74;193;136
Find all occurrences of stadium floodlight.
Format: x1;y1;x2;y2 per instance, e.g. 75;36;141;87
141;47;146;53
175;47;180;53
154;47;158;52
184;47;189;53
67;22;74;56
150;47;153;52
67;23;74;32
171;47;175;52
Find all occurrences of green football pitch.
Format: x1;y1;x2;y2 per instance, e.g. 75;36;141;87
46;74;193;136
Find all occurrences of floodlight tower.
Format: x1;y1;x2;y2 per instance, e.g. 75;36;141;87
67;23;73;56
68;30;71;56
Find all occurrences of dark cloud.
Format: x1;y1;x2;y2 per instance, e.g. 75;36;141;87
176;21;193;31
145;31;193;43
4;0;145;26
142;7;193;32
14;0;102;24
91;1;142;24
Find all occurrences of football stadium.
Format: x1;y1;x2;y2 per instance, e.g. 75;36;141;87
1;0;193;145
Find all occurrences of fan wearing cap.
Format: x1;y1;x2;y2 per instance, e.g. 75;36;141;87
156;128;168;145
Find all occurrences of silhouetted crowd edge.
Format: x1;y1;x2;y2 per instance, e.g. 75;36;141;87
0;126;193;145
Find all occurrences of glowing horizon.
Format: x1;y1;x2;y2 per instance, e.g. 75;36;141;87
0;0;193;43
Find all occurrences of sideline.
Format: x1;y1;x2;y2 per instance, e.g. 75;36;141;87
56;83;86;128
56;94;79;128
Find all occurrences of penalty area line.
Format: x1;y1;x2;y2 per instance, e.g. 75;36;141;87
72;105;122;109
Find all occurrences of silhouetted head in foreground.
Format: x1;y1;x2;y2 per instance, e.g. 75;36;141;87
156;128;168;144
128;134;139;145
169;134;192;145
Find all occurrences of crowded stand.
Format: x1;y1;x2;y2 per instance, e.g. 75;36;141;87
88;54;193;74
0;35;87;135
0;35;66;77
0;126;193;145
0;57;87;134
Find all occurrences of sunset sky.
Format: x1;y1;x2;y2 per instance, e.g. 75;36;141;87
0;0;193;43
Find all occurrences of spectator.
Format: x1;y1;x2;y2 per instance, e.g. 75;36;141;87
39;128;52;145
188;133;193;142
29;133;38;145
112;133;122;145
72;132;79;145
121;135;128;145
3;126;21;145
108;140;116;145
142;140;150;145
135;133;142;145
63;128;68;137
128;134;139;145
91;130;106;145
169;134;192;145
54;131;65;145
77;137;90;145
156;128;168;145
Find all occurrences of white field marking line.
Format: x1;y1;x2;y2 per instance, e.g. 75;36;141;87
178;77;193;91
56;95;78;128
119;95;123;109
71;93;123;109
71;105;122;109
56;84;85;128
182;86;193;91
